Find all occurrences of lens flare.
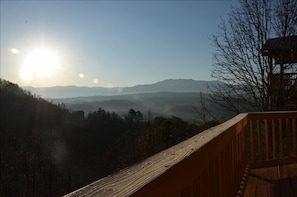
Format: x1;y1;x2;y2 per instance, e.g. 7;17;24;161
93;78;99;84
10;48;20;54
79;73;85;79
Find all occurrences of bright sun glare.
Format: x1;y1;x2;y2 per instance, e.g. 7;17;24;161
20;48;60;81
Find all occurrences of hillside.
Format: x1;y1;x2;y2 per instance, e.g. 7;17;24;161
0;79;76;196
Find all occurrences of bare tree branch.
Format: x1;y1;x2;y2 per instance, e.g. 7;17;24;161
210;0;297;114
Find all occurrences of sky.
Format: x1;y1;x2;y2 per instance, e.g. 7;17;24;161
1;0;237;88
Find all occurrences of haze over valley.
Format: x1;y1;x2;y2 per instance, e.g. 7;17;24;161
23;79;225;121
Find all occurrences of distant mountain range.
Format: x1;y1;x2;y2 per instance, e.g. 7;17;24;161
23;79;230;121
23;79;221;98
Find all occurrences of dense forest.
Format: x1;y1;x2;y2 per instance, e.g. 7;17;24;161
0;79;219;196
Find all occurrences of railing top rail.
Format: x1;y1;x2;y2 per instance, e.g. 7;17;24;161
65;113;248;197
247;111;297;120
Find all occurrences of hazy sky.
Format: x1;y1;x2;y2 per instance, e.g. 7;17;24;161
1;1;237;87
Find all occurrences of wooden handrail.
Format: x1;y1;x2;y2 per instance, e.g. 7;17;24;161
64;111;297;197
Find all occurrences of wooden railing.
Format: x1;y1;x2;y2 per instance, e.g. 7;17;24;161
247;111;297;168
65;111;297;197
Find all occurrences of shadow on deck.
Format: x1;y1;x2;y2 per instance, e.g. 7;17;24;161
245;163;297;197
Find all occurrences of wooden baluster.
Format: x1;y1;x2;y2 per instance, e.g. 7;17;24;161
292;118;297;156
286;118;291;157
257;120;263;161
265;119;269;161
279;119;283;158
272;119;277;160
249;121;255;162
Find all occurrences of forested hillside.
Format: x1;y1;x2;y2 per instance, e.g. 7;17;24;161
0;79;218;196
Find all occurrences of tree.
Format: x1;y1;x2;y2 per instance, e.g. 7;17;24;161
194;92;219;123
211;0;297;114
125;108;144;126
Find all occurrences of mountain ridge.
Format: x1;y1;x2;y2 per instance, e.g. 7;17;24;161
22;79;221;98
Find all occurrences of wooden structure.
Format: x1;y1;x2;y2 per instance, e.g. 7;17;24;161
261;36;297;110
64;111;297;197
261;36;297;64
270;73;297;109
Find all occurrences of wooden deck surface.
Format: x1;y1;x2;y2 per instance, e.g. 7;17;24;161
244;163;297;197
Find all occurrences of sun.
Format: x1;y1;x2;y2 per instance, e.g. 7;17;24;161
20;48;60;80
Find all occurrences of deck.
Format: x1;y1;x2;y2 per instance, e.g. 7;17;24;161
244;163;297;197
65;111;297;197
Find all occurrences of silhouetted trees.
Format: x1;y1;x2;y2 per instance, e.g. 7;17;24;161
0;79;73;196
0;79;219;196
211;0;297;113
